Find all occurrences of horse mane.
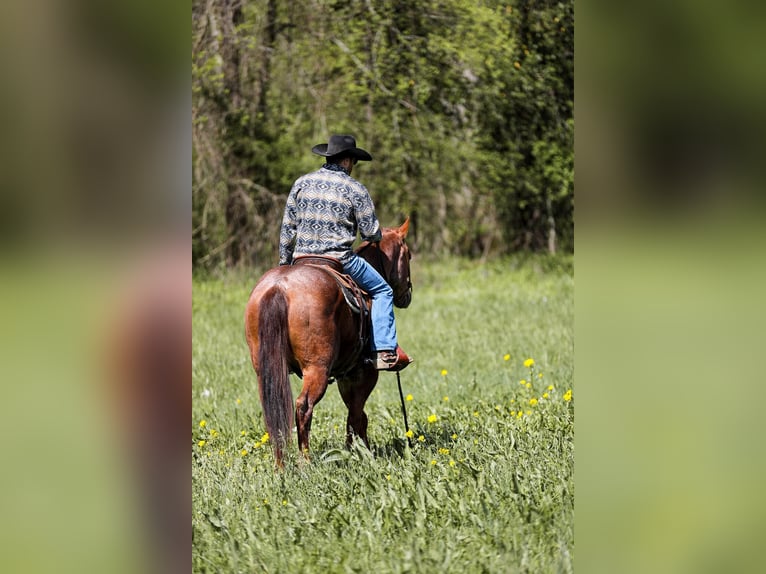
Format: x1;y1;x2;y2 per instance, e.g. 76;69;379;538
355;224;399;255
355;238;378;254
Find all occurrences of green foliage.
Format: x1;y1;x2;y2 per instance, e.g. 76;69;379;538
193;0;574;268
193;256;574;572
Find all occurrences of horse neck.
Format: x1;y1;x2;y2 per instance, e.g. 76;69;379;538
360;241;388;280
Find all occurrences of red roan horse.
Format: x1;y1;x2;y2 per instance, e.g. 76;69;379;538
245;218;412;465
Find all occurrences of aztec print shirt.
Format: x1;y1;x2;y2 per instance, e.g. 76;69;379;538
279;163;382;265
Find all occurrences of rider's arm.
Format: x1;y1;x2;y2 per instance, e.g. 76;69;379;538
353;183;381;243
279;182;300;265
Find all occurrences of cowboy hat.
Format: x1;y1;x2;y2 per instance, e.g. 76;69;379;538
311;134;372;161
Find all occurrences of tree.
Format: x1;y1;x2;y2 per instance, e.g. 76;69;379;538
192;0;574;269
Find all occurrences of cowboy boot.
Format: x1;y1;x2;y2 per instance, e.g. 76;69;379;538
375;345;413;371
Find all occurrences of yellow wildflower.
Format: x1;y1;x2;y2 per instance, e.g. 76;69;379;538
563;389;573;402
261;432;270;444
198;440;206;447
443;396;449;402
427;414;438;423
406;394;413;401
441;369;448;377
431;459;437;465
386;475;391;481
405;430;414;439
542;393;549;399
449;459;456;467
529;398;538;406
520;379;527;386
199;420;207;428
282;500;287;506
525;410;532;416
418;435;426;442
241;449;248;456
547;385;554;391
451;433;458;440
236;398;242;405
438;448;450;455
538;373;543;379
240;430;247;436
210;429;219;438
510;411;516;417
503;353;511;361
473;411;479;417
524;358;535;368
526;383;531;389
517;411;523;418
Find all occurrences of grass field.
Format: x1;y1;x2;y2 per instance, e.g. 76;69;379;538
192;255;574;573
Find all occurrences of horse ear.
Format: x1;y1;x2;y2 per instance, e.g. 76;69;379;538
399;216;410;237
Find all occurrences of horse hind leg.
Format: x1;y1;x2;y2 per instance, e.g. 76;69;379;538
295;365;329;458
337;369;379;448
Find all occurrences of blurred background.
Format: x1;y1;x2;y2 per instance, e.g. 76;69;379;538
577;0;766;572
0;0;188;572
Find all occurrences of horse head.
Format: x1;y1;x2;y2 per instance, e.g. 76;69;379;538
357;217;413;308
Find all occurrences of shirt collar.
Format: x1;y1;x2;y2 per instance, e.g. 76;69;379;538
322;162;350;175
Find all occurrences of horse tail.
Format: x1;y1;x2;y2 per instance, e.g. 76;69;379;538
257;287;294;462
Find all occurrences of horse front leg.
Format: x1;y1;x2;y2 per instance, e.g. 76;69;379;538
338;368;379;448
295;365;329;458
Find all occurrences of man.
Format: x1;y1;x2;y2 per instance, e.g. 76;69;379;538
279;134;412;371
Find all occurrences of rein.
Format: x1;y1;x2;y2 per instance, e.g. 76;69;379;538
396;371;413;447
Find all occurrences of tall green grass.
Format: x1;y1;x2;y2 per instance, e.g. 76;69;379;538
193;256;574;573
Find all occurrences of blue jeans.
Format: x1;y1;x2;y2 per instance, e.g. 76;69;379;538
343;254;397;351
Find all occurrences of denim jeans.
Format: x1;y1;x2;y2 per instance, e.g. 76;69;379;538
343;254;397;351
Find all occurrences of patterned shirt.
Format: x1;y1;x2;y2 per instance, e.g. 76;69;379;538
279;164;382;265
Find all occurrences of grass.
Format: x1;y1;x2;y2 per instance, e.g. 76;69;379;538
192;255;574;573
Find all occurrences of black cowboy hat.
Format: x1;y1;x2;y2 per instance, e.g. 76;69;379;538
311;134;373;161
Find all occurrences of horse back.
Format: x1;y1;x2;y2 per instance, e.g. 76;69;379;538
245;265;358;375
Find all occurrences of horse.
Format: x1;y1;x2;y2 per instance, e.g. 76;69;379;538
244;218;413;465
